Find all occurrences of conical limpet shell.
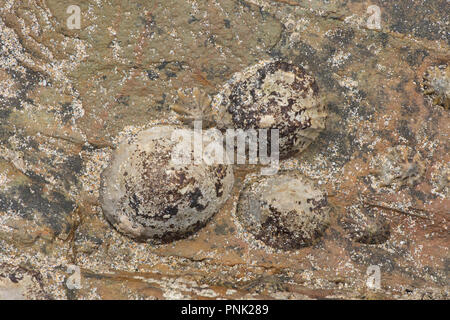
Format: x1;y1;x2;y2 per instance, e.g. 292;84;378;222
236;171;330;250
100;125;234;243
212;60;327;158
422;64;449;109
341;203;390;245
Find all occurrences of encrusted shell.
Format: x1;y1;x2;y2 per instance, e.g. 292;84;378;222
236;171;330;250
100;125;234;243
212;60;327;158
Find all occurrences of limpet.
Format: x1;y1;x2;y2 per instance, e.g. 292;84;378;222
236;171;330;250
369;145;424;190
100;125;234;243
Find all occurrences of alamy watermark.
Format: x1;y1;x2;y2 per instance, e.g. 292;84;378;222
171;121;280;175
366;265;381;290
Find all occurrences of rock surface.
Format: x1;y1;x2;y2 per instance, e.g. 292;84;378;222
236;171;330;250
0;0;448;299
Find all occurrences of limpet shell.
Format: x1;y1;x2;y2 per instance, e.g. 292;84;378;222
341;203;390;245
100;125;234;243
236;171;330;250
212;60;327;158
369;145;425;190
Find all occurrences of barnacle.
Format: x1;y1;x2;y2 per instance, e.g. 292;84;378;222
430;161;449;198
236;171;330;250
422;64;449;110
100;125;234;243
341;203;390;245
370;145;425;190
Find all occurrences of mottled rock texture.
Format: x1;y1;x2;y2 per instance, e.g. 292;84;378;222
0;0;448;299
